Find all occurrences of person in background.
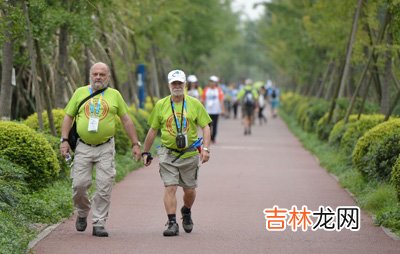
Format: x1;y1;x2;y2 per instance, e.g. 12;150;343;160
201;75;224;144
237;79;258;135
258;86;267;125
60;62;142;237
187;74;202;100
141;69;212;237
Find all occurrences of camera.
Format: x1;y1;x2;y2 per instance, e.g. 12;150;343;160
176;133;186;149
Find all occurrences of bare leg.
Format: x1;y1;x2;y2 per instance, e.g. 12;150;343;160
164;185;178;214
183;188;196;208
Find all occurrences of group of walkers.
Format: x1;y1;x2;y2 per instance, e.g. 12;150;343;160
187;74;280;140
60;62;279;239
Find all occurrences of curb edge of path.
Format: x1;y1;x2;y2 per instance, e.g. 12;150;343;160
313;155;400;241
27;220;65;252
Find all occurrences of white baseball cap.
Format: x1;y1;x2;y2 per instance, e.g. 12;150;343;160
187;75;198;83
168;69;186;84
209;75;219;83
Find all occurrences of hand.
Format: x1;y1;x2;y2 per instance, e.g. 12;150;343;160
60;142;70;158
132;145;141;161
200;150;210;164
142;153;153;166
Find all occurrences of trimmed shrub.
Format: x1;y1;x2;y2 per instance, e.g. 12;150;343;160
42;134;70;179
24;109;65;135
302;99;330;132
114;113;145;154
391;156;400;201
0;158;28;209
328;115;359;147
340;114;385;154
281;92;303;115
352;119;400;181
0;121;60;190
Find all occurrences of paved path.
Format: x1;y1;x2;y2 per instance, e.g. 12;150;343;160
32;112;400;254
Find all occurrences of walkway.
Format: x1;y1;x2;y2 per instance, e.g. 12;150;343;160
32;112;400;254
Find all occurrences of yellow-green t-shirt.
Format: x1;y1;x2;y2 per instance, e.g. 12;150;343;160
148;95;212;159
64;86;129;145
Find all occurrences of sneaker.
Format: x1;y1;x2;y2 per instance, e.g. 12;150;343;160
75;217;87;232
163;221;179;236
181;207;193;233
92;226;109;237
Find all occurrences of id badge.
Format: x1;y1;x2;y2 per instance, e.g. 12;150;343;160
184;134;188;147
88;116;99;132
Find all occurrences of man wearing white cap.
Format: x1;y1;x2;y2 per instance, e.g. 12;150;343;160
141;69;212;236
201;75;225;143
186;74;202;100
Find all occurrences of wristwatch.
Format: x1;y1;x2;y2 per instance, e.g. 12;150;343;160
60;137;69;143
203;147;210;153
132;141;142;148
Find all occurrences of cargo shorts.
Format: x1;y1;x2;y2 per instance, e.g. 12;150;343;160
157;147;200;188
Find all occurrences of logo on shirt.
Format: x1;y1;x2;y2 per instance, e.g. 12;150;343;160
84;99;109;120
166;113;190;136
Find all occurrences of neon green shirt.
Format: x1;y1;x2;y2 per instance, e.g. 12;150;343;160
64;86;129;145
148;95;212;158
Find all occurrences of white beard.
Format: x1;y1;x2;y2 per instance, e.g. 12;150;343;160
170;89;184;96
91;81;106;90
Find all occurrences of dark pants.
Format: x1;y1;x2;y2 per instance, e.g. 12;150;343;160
209;114;219;142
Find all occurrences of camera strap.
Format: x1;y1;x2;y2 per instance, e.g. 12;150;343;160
170;96;187;134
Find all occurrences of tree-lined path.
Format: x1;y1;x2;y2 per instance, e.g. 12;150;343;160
32;114;400;254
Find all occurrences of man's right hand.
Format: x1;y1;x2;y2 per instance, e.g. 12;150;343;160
60;142;70;158
142;152;153;166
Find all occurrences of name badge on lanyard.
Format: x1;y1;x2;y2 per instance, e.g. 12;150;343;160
88;88;103;132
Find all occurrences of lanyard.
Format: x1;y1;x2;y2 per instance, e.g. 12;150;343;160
89;87;104;116
170;97;187;134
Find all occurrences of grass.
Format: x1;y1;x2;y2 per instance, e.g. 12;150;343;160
280;111;400;237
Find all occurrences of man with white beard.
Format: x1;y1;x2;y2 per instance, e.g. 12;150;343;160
141;69;212;236
60;62;142;237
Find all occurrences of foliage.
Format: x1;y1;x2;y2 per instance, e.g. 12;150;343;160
24;109;65;135
340;114;385;154
352;119;400;181
0;158;28;209
328;115;359;147
301;98;330;132
0;210;35;254
0;121;60;190
392;156;400;201
17;180;73;224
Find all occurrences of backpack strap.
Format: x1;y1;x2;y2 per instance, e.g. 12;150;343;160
74;87;108;115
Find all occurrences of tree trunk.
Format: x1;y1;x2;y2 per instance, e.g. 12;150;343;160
345;8;389;123
0;3;14;120
381;29;392;115
316;61;334;98
328;0;363;123
55;23;69;108
35;39;57;136
150;44;161;99
23;1;43;130
84;45;91;85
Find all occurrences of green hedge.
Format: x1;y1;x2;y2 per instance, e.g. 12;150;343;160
352;119;400;181
391;156;400;201
0;121;60;190
114;113;146;154
0;211;34;254
302;99;330;132
0;158;28;209
340;114;385;154
328;115;359;147
24;109;65;135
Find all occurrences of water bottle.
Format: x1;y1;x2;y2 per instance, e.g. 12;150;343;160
65;153;73;167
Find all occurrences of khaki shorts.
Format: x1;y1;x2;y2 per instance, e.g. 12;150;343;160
158;147;200;188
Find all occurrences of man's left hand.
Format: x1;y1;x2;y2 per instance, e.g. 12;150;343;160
200;150;210;164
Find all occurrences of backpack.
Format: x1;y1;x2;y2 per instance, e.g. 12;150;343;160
243;89;255;107
271;89;277;99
